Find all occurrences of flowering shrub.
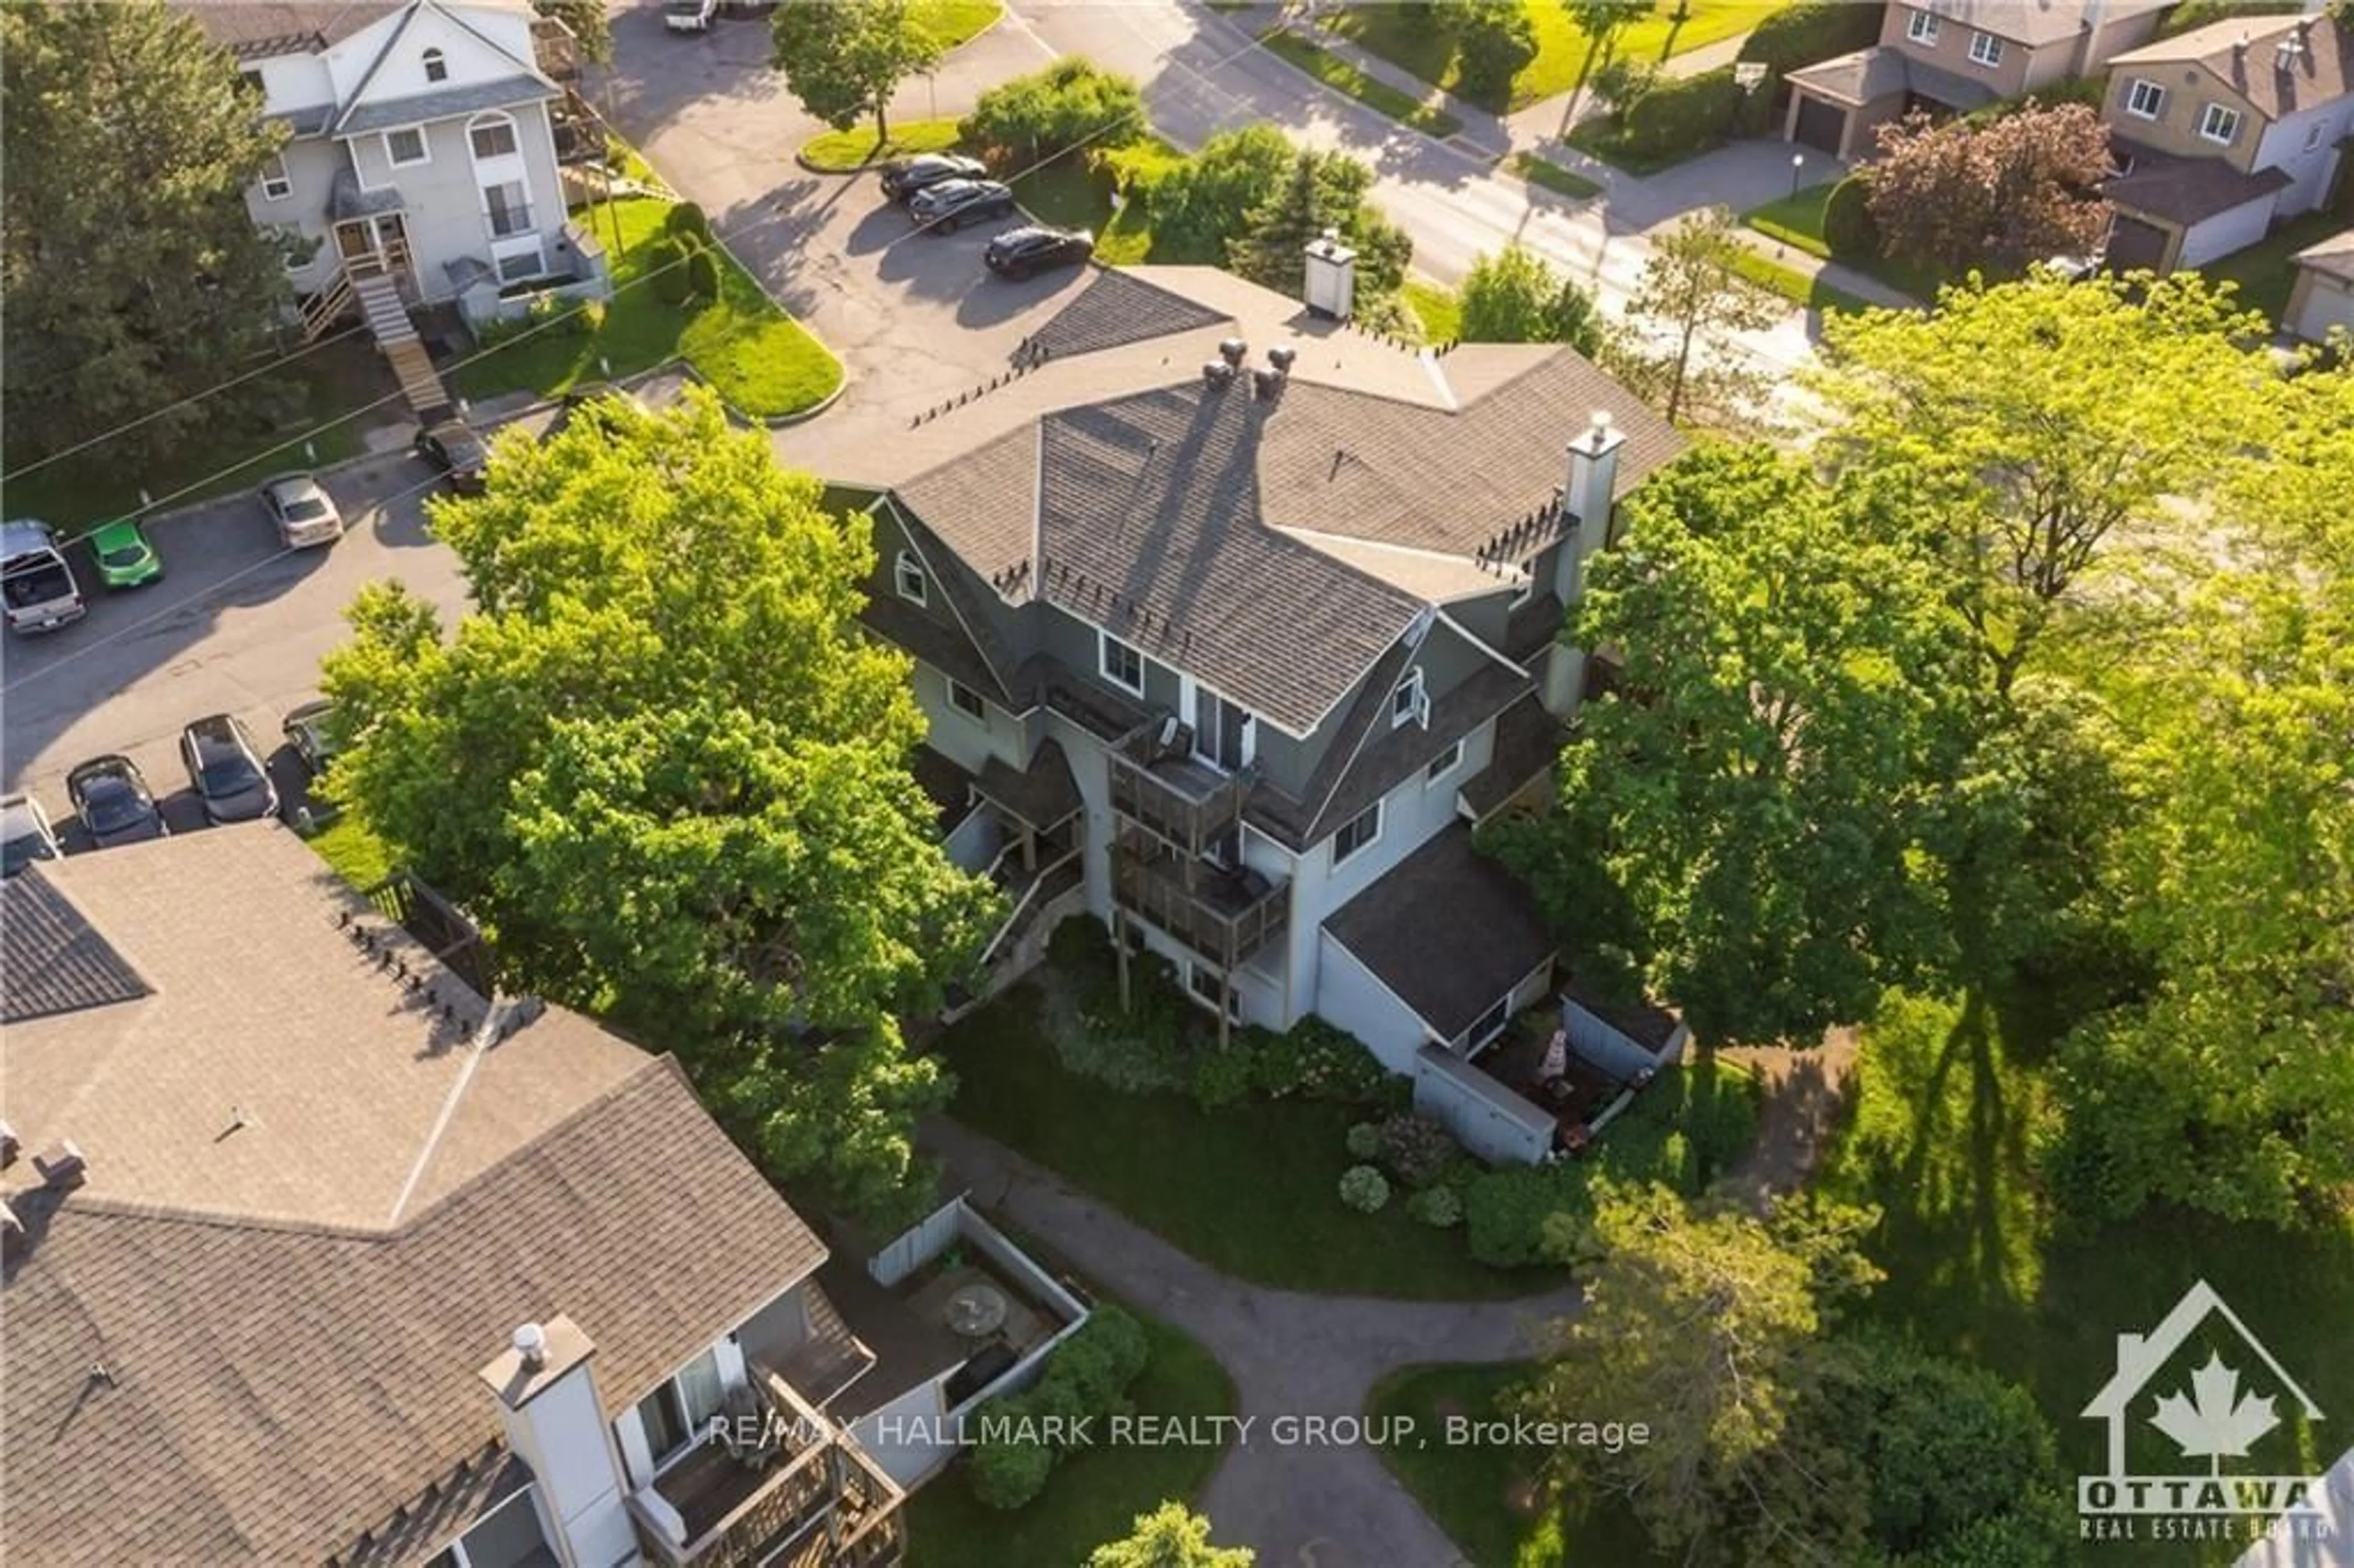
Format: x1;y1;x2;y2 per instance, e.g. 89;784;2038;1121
1345;1121;1383;1160
1407;1185;1465;1228
1250;1017;1395;1105
1377;1113;1461;1190
1339;1163;1392;1213
1190;1042;1256;1113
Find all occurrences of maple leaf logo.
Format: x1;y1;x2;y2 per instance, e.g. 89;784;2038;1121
2147;1352;2282;1474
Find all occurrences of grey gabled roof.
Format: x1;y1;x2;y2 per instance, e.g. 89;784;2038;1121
0;870;149;1024
1024;268;1232;362
2106;137;2295;225
172;1;405;59
337;72;554;134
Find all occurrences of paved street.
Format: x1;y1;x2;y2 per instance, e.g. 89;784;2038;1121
1;452;469;832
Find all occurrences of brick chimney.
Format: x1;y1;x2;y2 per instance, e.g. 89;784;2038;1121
478;1315;636;1568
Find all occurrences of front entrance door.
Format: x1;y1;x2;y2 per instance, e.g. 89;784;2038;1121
335;215;414;291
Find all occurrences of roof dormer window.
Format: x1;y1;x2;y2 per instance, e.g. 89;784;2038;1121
422;47;448;83
1391;667;1427;729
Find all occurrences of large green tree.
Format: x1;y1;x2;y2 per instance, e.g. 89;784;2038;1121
959;56;1143;166
321;390;1000;1225
1227;146;1412;307
1812;269;2277;697
1609;205;1779;428
1522;1181;1883;1564
533;0;611;64
1491;445;1978;1046
1;0;299;471
771;0;944;145
1086;1504;1254;1568
1457;242;1601;353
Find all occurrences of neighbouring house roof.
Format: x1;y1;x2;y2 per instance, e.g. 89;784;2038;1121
336;72;555;134
1459;693;1564;820
1919;0;2169;49
1;829;829;1566
1787;44;1999;111
2108;15;2354;121
875;267;1678;738
975;739;1083;829
2106;137;2295;226
2293;224;2354;283
1325;823;1556;1043
1;873;150;1024
176;0;405;58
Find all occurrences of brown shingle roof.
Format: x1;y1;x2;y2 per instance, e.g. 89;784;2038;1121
1324;824;1556;1041
0;870;150;1023
1;831;828;1566
170;0;404;58
1921;0;2168;49
2294;225;2354;283
2109;15;2354;121
2106;137;2294;225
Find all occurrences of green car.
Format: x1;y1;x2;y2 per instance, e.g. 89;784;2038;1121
90;517;162;589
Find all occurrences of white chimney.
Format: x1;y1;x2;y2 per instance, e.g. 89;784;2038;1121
1544;411;1629;718
479;1314;637;1568
1303;228;1357;320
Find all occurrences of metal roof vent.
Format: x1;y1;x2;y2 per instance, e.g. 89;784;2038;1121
513;1323;549;1370
1252;367;1285;403
1202;360;1237;389
0;1119;17;1170
1218;337;1248;367
33;1140;85;1191
1267;343;1298;373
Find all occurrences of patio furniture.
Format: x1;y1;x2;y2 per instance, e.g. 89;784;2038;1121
945;1281;1009;1338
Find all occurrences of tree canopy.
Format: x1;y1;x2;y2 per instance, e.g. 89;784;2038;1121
1;0;299;472
1490;444;1978;1046
959;57;1143;165
1457;242;1602;354
321;390;999;1225
771;0;945;143
1086;1503;1255;1568
1864;103;2114;277
1609;206;1778;428
532;0;611;64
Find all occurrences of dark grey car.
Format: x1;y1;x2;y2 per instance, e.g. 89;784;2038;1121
180;714;278;824
66;755;169;847
908;178;1016;233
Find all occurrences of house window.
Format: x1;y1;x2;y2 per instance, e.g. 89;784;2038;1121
258;153;292;201
2200;103;2240;144
1905;9;1938;45
494;241;544;283
1462;994;1512;1051
948;679;986;720
1186;962;1241;1022
422;47;448;83
447;1488;551;1568
238;67;265;97
1426;739;1464;785
894;551;927;604
636;1348;725;1469
2125;79;2166;120
1390;668;1426;729
1331;801;1381;867
482;179;532;238
469;113;520;161
2305;121;2328;152
1967;31;2003;67
384;126;429;167
1099;632;1145;696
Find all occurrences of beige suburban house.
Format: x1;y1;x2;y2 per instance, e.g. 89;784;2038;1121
1;825;910;1567
2100;13;2354;270
1785;0;2169;159
2285;224;2354;340
798;256;1694;1165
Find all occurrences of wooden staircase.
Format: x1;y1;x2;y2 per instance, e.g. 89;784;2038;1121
299;270;355;341
351;267;450;420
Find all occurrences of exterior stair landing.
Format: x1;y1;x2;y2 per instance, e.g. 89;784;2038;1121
352;270;450;421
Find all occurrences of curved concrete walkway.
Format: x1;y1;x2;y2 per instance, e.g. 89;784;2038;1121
921;1116;1582;1568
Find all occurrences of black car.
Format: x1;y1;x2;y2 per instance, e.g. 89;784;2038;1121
180;713;278;824
985;225;1095;280
416;417;489;494
880;153;988;205
908;178;1016;234
66;755;168;847
283;698;341;777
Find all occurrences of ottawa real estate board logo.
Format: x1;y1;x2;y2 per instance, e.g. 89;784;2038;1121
2078;1280;2332;1547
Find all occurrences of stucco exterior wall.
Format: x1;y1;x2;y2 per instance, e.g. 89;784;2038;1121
2257;96;2354;213
247;137;348;294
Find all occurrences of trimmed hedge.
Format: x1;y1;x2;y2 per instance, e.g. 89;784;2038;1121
1822;175;1878;259
966;1306;1153;1510
1737;1;1887;74
1613;66;1766;165
646;236;693;305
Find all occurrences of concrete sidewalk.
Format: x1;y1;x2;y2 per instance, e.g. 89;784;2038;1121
921;1114;1580;1568
1281;22;1515;158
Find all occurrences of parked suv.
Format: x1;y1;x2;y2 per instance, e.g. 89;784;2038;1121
416;417;489;494
180;714;278;824
260;473;345;549
66;755;167;847
2;519;86;634
985;226;1095;280
908;179;1016;233
881;153;988;205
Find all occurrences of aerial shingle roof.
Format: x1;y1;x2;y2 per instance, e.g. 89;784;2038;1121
1324;824;1556;1041
0;870;149;1024
2109;14;2354;120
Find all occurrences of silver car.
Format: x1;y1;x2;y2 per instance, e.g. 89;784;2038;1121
260;473;345;549
1;793;60;877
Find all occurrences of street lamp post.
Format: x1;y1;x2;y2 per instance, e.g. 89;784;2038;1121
1789;151;1806;200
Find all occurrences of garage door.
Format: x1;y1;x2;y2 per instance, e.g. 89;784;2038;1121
1793;95;1847;156
2106;216;2171;271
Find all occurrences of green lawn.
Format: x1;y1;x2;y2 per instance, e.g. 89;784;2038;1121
305;811;395;891
1328;1;1789;113
1259;29;1466;140
1560;120;1691;178
452;197;841;419
909;0;1002;52
1821;989;2354;1566
2198;209;2348;327
1504;151;1602;202
801;116;964;172
1723;246;1878;318
4;338;384;531
1367;1364;1662;1566
1740;181;1941;302
938;988;1559;1300
906;1306;1234;1568
1403;278;1463;343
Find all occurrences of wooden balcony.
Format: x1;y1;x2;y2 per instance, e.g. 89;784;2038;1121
627;1361;904;1568
1107;729;1254;859
1111;847;1288;971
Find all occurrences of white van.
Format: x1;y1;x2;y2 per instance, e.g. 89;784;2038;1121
663;0;716;31
2;519;86;634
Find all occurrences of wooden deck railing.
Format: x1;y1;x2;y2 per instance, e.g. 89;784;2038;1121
1110;851;1287;970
